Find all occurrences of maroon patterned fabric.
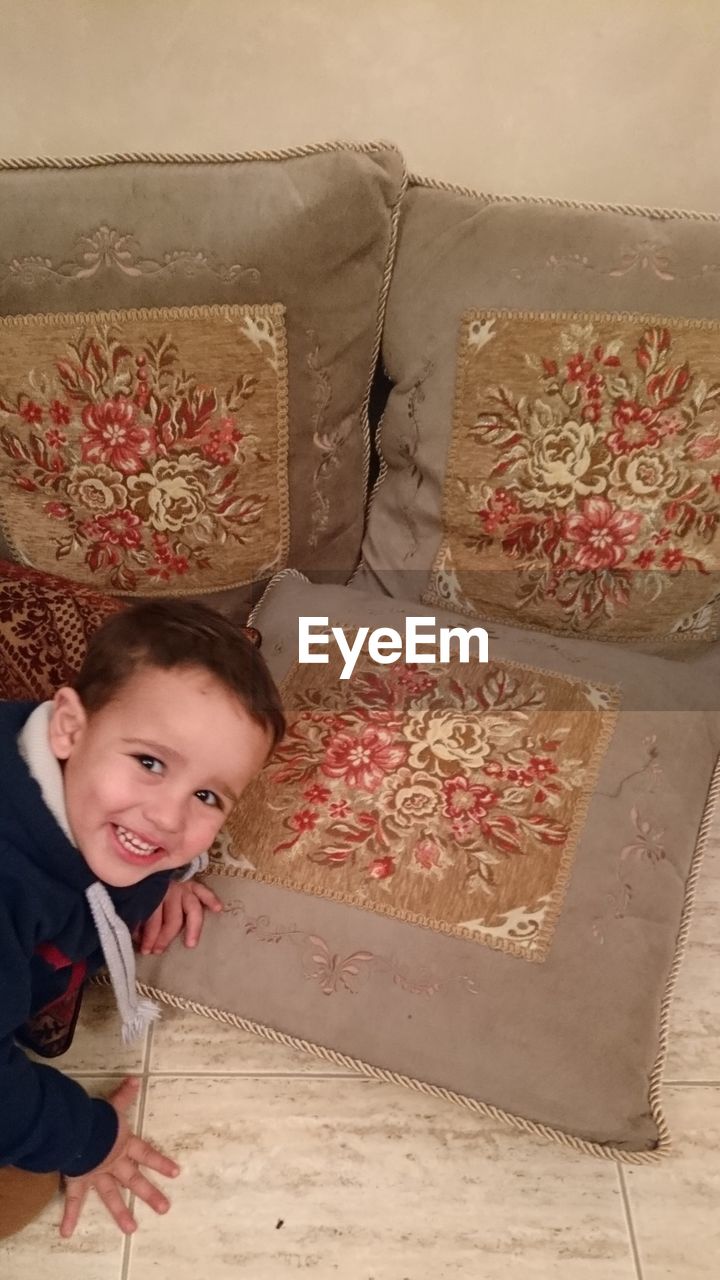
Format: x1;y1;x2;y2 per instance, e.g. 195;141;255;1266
0;559;121;699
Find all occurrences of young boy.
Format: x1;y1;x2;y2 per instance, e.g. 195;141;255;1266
0;599;285;1241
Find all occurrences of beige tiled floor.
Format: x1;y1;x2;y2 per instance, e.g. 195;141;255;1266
3;836;719;1279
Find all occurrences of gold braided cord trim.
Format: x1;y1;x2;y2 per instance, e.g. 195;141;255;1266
409;172;720;223
648;749;720;1123
463;306;720;332
348;453;390;587
0;301;282;329
357;158;408;512
0;139;401;170
97;749;720;1164
247;567;310;627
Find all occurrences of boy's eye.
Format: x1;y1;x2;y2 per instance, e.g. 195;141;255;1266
195;789;221;809
135;754;163;775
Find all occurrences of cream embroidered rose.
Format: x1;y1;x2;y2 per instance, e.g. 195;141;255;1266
609;451;674;500
524;418;606;508
66;464;127;514
403;709;523;774
127;454;209;532
382;767;443;831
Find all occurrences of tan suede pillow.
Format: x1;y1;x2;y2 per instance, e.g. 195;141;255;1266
357;180;720;649
137;574;720;1161
0;142;406;619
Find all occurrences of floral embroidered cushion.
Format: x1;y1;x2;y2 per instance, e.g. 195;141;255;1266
137;575;720;1160
0;559;122;699
357;181;720;648
0;142;406;618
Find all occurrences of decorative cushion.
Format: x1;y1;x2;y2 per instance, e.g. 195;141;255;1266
0;142;406;618
0;559;121;698
137;574;720;1160
356;180;720;649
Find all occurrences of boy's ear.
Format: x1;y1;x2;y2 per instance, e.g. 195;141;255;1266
49;687;88;761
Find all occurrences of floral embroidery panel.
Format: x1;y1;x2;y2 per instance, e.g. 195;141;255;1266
0;305;289;594
219;642;618;960
425;311;720;641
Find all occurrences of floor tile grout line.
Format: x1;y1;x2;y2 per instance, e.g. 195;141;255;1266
120;1218;134;1280
69;1071;720;1084
119;1026;154;1280
616;1164;644;1280
68;1068;369;1080
663;1080;720;1087
145;1069;367;1079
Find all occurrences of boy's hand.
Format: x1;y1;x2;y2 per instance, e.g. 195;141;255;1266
136;879;223;956
60;1077;180;1238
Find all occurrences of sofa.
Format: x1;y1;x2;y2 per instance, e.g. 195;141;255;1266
2;139;719;1162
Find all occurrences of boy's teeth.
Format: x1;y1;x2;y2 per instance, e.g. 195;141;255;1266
116;825;157;855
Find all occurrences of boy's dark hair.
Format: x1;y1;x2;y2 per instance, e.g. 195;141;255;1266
74;600;285;749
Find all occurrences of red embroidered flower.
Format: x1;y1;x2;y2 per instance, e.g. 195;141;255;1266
607;400;661;454
329;799;351;819
322;725;407;791
477;486;520;533
43;501;71;519
49;400;71;426
483;760;504;777
367;855;396;880
525;755;558;780
304;783;331;805
201;418;244;465
633;549;655;569
20;400;43;424
81;398;151;474
81;509;143;549
45;428;67;449
566;352;593;383
413;839;441;871
393;664;436;695
660;548;685;572
290;808;318;833
442;777;497;826
564;498;642;570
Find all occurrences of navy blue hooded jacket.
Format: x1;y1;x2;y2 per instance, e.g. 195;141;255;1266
0;700;173;1175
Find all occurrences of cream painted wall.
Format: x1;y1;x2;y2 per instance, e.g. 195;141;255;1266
0;0;718;210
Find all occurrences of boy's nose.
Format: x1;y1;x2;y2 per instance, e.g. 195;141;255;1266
143;791;187;835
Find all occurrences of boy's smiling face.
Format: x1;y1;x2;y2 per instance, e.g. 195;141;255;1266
49;663;272;888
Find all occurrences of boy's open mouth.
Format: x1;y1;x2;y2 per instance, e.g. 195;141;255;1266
111;823;165;865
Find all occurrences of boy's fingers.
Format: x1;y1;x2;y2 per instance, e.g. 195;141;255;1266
152;897;184;953
183;895;204;947
109;1076;141;1115
60;1179;88;1238
127;1133;180;1176
191;882;224;912
139;905;163;955
125;1167;171;1215
95;1174;137;1235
